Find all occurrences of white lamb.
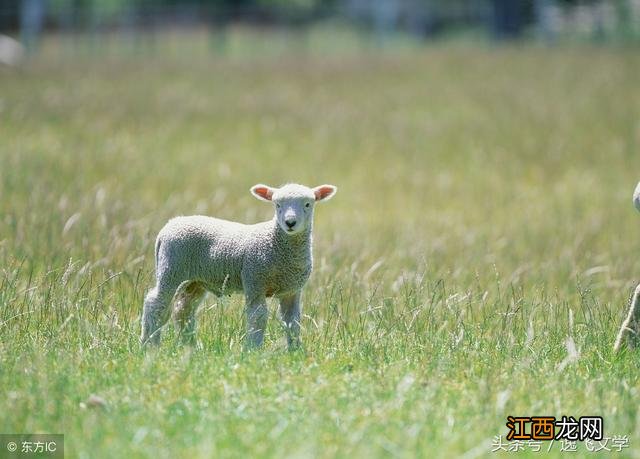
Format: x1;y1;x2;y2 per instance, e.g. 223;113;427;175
140;183;337;350
613;181;640;352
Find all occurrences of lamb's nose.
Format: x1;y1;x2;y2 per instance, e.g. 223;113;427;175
285;219;296;229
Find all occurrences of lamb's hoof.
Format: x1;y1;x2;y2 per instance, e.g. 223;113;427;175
243;340;263;353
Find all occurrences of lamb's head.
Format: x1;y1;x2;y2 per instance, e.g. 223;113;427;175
251;183;337;235
635;182;640;212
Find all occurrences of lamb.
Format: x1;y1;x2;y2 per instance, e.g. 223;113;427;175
613;181;640;352
140;183;337;350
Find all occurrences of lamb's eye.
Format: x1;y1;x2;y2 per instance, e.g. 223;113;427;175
305;203;310;208
276;203;281;209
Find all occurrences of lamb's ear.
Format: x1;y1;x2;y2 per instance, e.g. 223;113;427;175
634;181;640;212
251;184;275;202
313;184;337;202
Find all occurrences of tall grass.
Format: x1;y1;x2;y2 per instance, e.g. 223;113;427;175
0;38;639;457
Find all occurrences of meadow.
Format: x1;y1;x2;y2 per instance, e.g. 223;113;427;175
1;34;640;458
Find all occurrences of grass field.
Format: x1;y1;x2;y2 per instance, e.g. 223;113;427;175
1;39;640;458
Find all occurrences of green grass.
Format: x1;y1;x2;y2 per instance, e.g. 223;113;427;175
1;38;640;458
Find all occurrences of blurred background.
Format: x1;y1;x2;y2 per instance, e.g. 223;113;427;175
1;0;640;63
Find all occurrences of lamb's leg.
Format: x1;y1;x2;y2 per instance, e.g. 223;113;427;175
245;295;268;350
140;282;178;347
279;292;302;350
172;282;206;345
614;283;640;352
